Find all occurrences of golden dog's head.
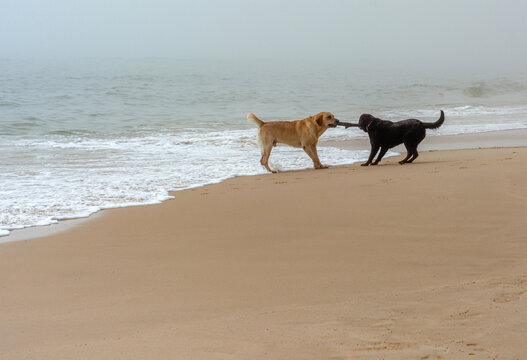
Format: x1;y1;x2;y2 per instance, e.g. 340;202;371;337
314;112;339;128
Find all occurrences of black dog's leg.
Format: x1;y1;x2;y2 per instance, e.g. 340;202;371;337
407;132;425;163
407;148;419;163
371;147;389;165
399;154;411;164
399;144;412;165
362;145;380;166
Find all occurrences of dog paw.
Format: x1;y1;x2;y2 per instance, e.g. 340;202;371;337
361;163;369;166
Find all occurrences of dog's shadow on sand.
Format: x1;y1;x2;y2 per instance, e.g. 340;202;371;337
370;159;451;166
267;160;451;174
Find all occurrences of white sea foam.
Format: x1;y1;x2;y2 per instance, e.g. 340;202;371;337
2;113;527;237
381;105;527;118
0;130;381;236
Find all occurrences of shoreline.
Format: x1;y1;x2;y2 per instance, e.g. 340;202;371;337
321;127;527;150
3;128;527;243
1;144;526;359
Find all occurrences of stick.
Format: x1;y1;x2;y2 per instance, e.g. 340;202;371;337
336;121;359;129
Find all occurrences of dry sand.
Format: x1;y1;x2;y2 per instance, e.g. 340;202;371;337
1;146;526;359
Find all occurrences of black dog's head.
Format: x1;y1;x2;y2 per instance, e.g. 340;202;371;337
358;114;375;133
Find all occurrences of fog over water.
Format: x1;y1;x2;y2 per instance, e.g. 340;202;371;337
1;0;527;74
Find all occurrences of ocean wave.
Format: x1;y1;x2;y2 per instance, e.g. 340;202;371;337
463;80;526;98
46;129;99;137
379;105;527;118
0;101;21;108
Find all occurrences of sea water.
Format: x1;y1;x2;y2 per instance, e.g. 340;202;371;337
1;58;527;236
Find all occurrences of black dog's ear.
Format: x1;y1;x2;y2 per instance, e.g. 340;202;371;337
359;114;371;123
358;114;370;131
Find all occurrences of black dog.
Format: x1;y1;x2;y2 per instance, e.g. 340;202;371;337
358;111;445;166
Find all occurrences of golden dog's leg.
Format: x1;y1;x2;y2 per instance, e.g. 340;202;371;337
260;144;276;173
303;145;327;169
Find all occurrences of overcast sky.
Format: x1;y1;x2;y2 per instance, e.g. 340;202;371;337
1;0;526;72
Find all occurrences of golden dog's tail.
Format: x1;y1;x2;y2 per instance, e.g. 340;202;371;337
247;113;264;127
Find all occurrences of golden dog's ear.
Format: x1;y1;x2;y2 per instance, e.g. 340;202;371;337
315;114;323;126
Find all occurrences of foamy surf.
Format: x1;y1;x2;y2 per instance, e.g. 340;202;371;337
2;109;527;238
2;110;527;237
0;130;382;237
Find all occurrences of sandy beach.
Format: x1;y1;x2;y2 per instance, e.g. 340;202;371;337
1;137;527;359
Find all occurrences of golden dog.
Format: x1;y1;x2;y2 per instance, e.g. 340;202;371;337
247;112;339;173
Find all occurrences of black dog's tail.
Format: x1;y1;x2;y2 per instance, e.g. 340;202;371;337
423;110;445;129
